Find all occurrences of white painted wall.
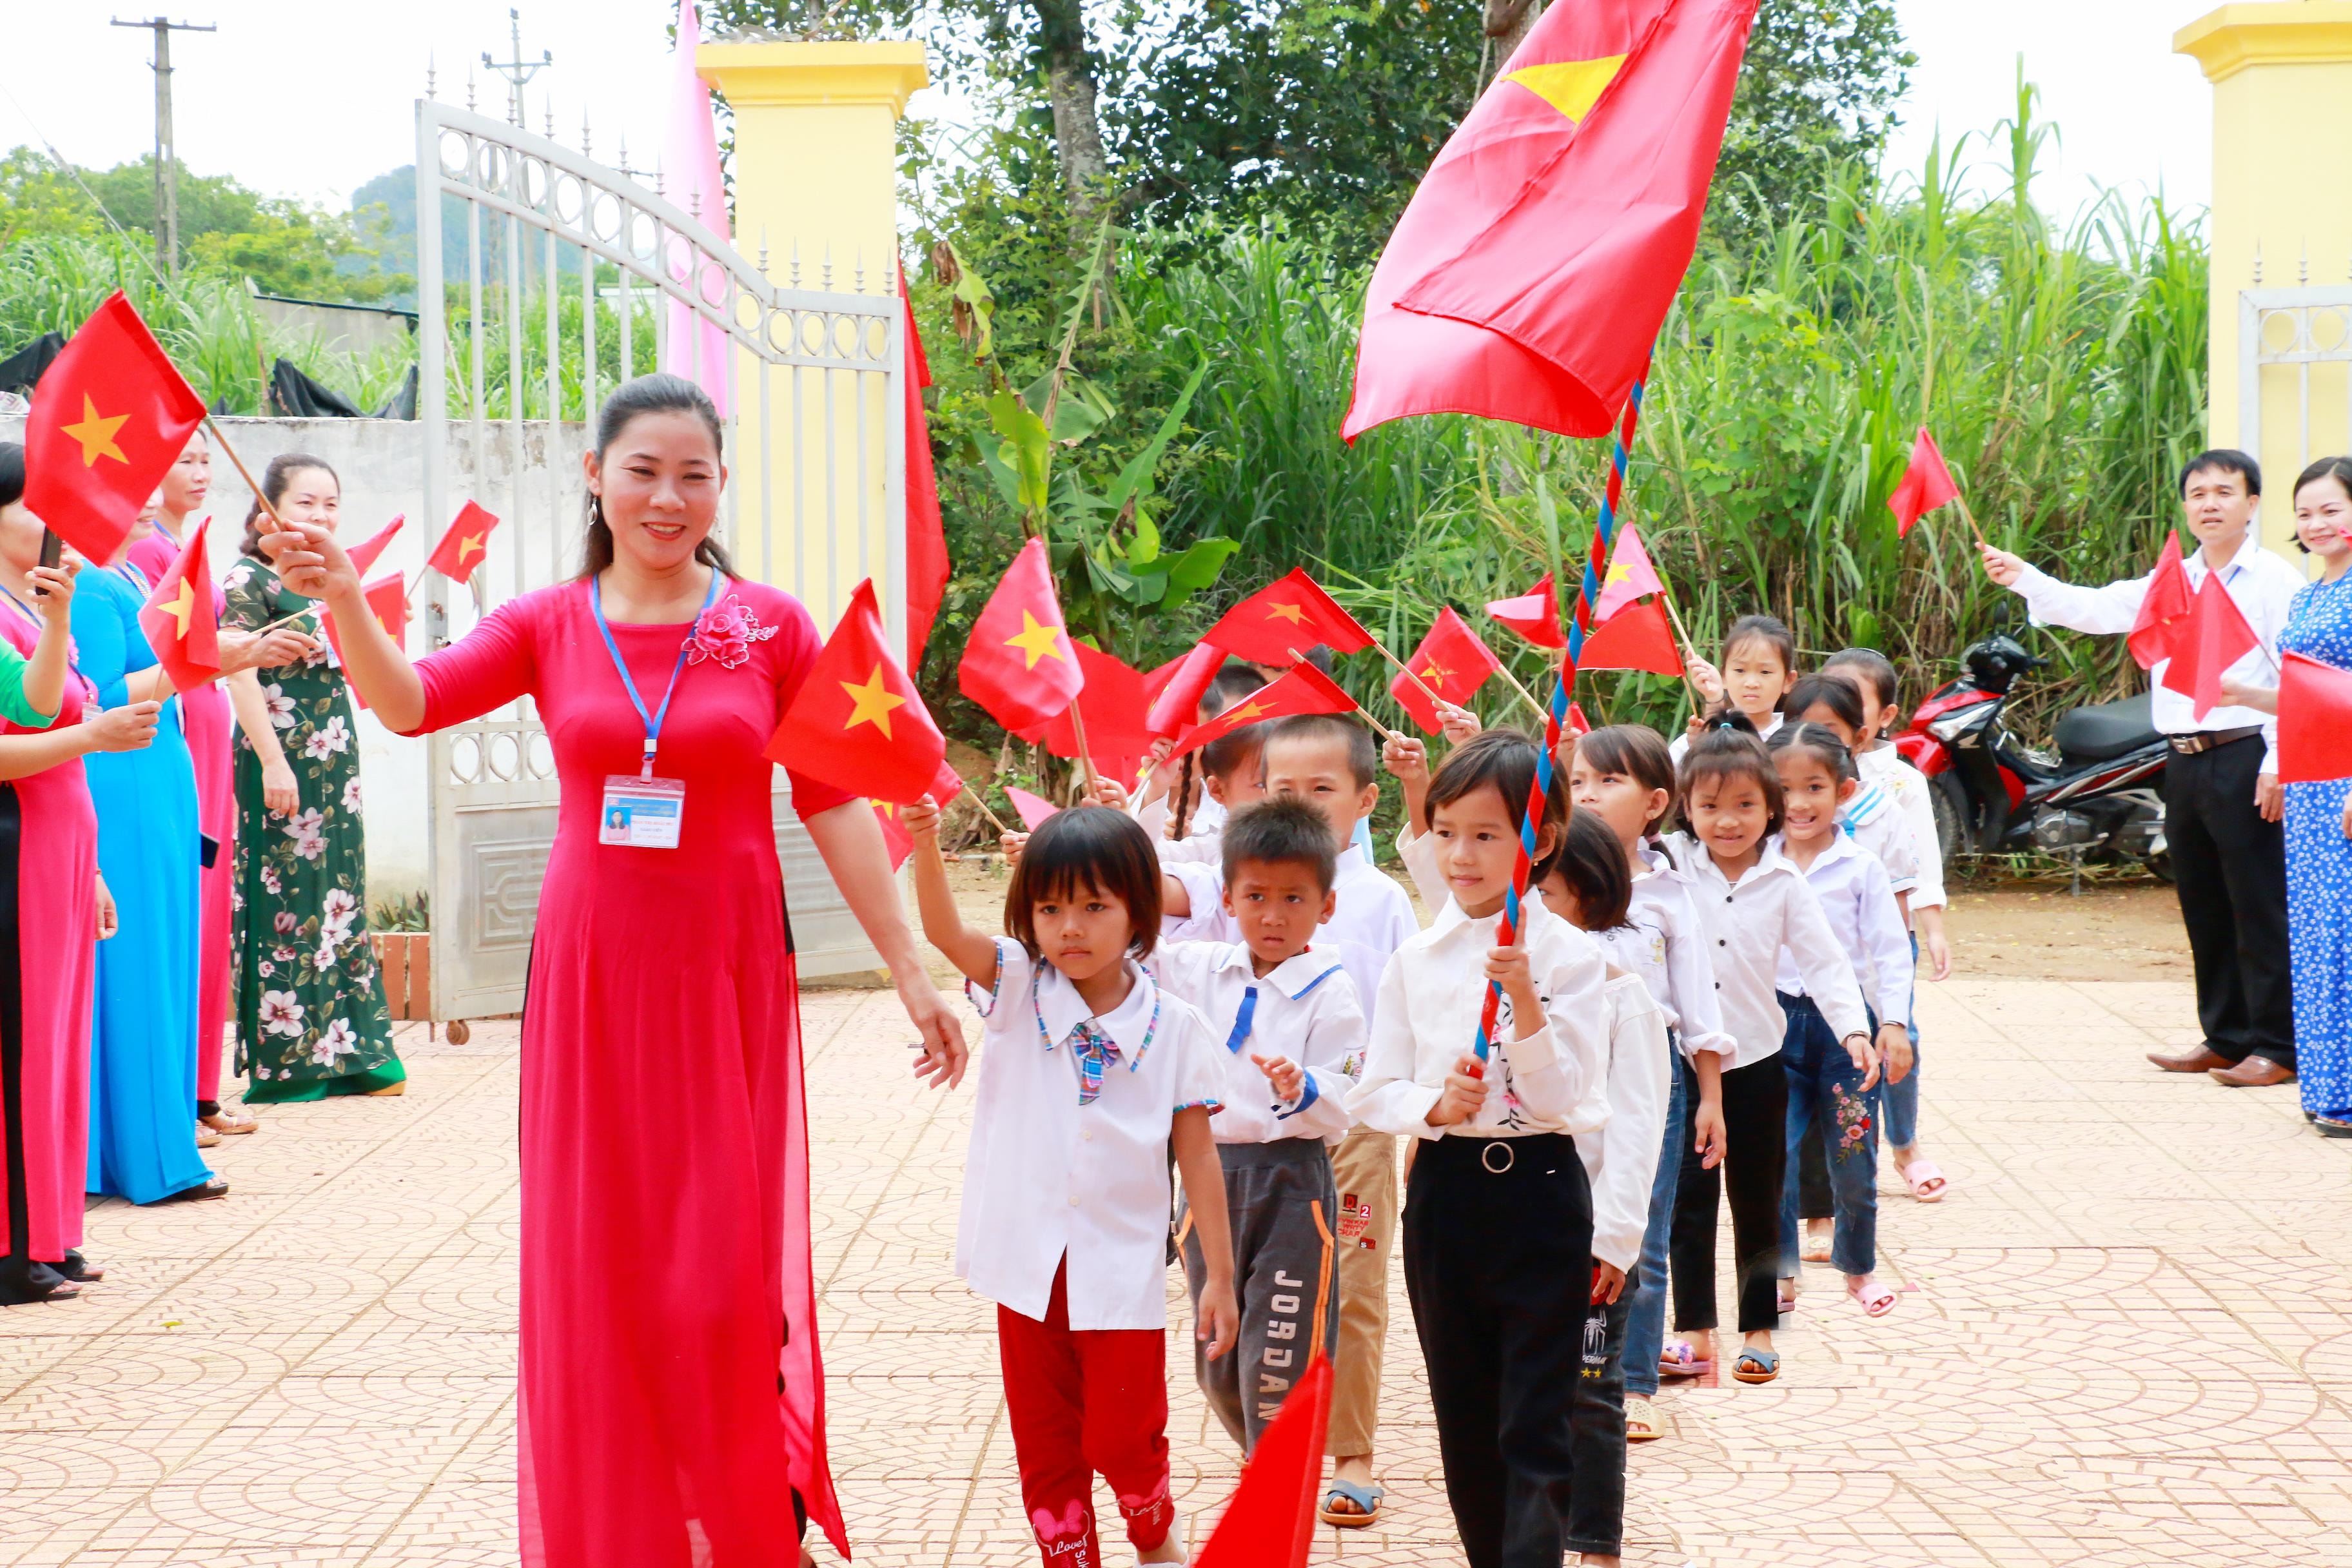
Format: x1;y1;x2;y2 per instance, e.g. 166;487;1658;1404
0;414;588;908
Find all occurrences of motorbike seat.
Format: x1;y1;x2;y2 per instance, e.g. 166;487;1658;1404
2054;692;2161;764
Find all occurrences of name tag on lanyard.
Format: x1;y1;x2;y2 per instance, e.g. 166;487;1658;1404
589;573;721;852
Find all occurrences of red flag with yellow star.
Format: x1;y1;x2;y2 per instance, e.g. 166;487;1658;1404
1391;607;1504;733
1169;662;1358;762
767;578;945;803
345;514;405;577
1344;0;1758;440
1202;569;1377;665
426;501;500;583
23;291;208;564
322;574;410;709
136;516;220;694
958;536;1086;730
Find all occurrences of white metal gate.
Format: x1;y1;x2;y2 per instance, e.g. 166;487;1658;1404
2240;286;2352;493
413;97;903;1022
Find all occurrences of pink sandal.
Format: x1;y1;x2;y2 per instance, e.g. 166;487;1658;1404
1848;1279;1898;1317
1658;1340;1711;1378
1900;1159;1948;1202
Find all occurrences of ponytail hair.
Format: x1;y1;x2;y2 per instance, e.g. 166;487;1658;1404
240;453;339;560
578;373;734;579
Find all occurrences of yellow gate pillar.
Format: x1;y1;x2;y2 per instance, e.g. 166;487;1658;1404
2178;3;2352;558
694;39;928;629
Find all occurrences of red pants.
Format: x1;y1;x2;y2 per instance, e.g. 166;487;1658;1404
997;1262;1176;1567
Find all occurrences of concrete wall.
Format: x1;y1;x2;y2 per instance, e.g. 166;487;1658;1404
0;413;589;909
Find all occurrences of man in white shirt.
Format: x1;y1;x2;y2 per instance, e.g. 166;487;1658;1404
1981;449;2300;1087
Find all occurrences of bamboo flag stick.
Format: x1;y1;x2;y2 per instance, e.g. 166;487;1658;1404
966;791;1014;838
1491;660;1551;724
1288;645;1407;745
204;415;288;535
1952;492;1992;551
1064;699;1103;798
1370;636;1452;713
1654;587;1712;714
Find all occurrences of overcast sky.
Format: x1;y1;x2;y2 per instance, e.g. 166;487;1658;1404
1;1;2214;226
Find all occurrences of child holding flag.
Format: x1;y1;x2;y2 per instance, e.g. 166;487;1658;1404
1674;614;1799;759
903;798;1237;1568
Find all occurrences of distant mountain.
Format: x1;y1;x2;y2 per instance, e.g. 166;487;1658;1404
353;164;587;298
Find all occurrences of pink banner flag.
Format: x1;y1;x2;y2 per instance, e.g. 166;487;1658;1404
1592;523;1665;622
660;0;732;416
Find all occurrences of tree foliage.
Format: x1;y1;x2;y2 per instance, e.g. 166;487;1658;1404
1710;0;1915;245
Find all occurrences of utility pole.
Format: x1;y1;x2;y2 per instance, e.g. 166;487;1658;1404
482;8;553;130
111;15;215;279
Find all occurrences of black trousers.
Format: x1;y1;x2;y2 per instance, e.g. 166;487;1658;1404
1670;1055;1787;1334
1563;1267;1634;1558
2165;736;2294;1066
1797;1122;1832;1224
1404;1132;1592;1568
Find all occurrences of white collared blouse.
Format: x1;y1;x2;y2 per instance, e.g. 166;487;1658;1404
1769;830;1914;1027
1162;850;1420;1029
1660;834;1869;1070
1857;746;1946;912
1344;893;1610;1141
1150;941;1365;1145
1576;971;1672;1272
1603;845;1738;1061
956;939;1227;1331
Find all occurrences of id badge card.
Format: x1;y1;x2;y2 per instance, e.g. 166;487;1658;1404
599;775;685;848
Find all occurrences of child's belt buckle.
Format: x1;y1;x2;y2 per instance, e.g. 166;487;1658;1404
1481;1139;1516;1174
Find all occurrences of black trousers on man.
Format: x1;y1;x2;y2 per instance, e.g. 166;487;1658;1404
2165;734;2294;1067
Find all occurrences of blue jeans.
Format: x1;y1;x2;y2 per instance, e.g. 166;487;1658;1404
1777;995;1878;1277
1620;1046;1687;1400
1883;932;1923;1149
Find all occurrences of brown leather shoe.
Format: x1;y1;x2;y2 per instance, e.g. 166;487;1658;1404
2148;1046;2231;1073
2210;1057;2296;1088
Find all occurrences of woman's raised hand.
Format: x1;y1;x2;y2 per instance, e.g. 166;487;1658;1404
26;560;77;622
265;518;359;603
85;700;161;754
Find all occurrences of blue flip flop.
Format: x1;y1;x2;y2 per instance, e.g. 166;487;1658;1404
1320;1480;1384;1527
1732;1347;1781;1384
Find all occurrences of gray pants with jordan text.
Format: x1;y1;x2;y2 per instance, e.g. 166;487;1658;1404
1178;1137;1342;1455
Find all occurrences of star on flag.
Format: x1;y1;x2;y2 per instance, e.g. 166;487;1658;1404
135;516;220;695
1003;609;1067;669
1391;607;1503;734
839;663;910;738
61;395;130;466
959;537;1086;732
769;578;945;803
23;291;208;565
1203;569;1375;664
426;501;501;582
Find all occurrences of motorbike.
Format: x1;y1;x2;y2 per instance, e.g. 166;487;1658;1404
1894;622;2172;878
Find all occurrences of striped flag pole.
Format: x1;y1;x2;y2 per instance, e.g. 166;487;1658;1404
1471;355;1651;1062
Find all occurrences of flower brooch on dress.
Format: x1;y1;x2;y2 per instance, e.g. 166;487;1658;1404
684;594;779;669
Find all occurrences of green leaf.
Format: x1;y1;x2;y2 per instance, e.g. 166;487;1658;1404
944;241;995;360
1106;356;1212;517
1022;371;1117;445
986;389;1052;516
1162;536;1241;593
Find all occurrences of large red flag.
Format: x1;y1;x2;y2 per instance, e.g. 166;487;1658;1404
1578;593;1682;674
1391;608;1504;732
1017;640;1153;779
1169;663;1357;761
136;516;219;694
958;536;1086;730
1344;0;1758;440
1190;1355;1332;1568
426;501;500;582
1485;572;1566;649
2128;534;2193;671
1145;642;1228;738
2159;571;2262;721
2279;652;2352;785
767;578;946;803
1203;569;1377;664
1887;427;1960;536
23;291;208;564
345;514;405;578
902;266;949;671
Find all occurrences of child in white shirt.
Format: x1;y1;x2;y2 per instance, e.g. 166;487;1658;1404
1132;663;1271;862
1153;799;1364;1456
1538;809;1670;1568
1823;647;1954;1202
1345;728;1611;1565
1672;613;1799;763
1660;725;1873;1387
1164;710;1417;1529
903;798;1237;1568
1767;723;1915;1320
1565;723;1734;1437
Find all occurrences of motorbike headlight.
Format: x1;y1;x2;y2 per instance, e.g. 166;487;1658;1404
1926;701;1995;743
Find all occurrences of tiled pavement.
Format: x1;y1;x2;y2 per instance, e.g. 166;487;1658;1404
6;976;2351;1565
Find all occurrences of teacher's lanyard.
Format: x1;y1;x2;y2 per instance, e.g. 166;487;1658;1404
0;582;94;709
590;572;721;779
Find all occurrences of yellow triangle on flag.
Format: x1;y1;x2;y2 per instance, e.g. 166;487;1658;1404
1503;54;1629;122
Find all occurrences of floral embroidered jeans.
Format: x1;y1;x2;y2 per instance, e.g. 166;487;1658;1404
1776;994;1879;1279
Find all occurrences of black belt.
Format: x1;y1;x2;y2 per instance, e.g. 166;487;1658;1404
2168;726;2263;755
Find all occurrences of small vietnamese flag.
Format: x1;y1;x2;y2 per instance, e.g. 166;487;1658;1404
2128;534;2193;671
958;536;1085;730
1144;642;1228;739
426;501;500;582
345;514;405;578
24;291;208;565
1190;1354;1331;1568
874;759;970;868
1485;572;1566;649
1592;524;1666;622
1578;594;1683;675
2159;571;2263;721
2279;652;2352;785
767;579;946;803
1168;662;1357;761
322;574;409;709
1203;569;1377;665
136;516;220;694
1391;608;1504;733
1888;427;1960;536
